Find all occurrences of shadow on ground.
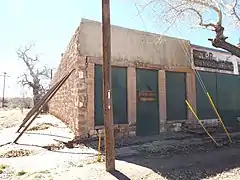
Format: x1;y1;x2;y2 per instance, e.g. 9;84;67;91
14;142;97;156
82;133;240;180
109;170;131;180
24;132;71;139
118;144;240;180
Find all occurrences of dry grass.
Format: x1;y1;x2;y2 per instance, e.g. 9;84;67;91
0;164;9;169
0;149;33;158
0;164;9;174
27;123;57;131
16;170;27;176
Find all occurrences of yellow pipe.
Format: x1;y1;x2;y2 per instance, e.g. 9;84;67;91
185;100;219;146
206;92;232;143
97;132;102;162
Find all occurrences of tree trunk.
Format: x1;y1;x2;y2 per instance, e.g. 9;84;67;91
32;87;41;106
210;38;240;58
208;24;240;58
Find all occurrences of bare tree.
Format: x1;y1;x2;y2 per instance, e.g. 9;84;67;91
137;0;240;57
17;44;51;105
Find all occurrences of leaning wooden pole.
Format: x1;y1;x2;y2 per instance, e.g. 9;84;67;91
102;0;115;172
16;70;72;133
13;69;75;143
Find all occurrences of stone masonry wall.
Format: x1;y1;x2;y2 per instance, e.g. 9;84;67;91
49;26;88;138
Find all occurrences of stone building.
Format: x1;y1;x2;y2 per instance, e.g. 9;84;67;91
49;18;240;139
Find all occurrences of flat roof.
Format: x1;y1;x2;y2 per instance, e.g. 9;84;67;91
191;44;231;55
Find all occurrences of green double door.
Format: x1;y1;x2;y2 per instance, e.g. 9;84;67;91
136;69;159;136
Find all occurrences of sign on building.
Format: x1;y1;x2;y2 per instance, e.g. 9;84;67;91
193;49;234;72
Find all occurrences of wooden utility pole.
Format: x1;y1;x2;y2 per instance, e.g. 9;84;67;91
102;0;115;172
50;69;53;80
1;72;9;108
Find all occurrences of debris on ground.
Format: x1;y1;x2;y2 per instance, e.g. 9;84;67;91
0;149;33;158
42;142;65;151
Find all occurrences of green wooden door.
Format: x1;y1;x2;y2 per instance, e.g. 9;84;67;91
136;69;159;136
216;73;237;128
112;67;128;124
94;65;128;126
196;71;217;119
166;72;187;120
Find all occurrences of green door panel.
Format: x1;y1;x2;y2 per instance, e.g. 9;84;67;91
166;72;187;121
196;71;217;119
111;67;128;124
136;69;159;136
94;65;104;126
235;76;240;117
94;65;128;126
217;73;237;128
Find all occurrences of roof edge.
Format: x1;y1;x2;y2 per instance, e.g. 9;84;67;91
191;44;231;55
80;18;190;43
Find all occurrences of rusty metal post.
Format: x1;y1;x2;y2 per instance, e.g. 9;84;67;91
102;0;115;172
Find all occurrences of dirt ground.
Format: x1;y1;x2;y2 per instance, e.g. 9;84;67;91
1;109;240;180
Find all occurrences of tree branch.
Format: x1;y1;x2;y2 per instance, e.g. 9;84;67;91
36;66;51;78
210;38;240;58
231;0;240;22
189;0;223;25
18;74;34;88
17;45;37;78
182;7;217;28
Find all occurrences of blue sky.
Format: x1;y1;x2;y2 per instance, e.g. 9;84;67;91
0;0;239;97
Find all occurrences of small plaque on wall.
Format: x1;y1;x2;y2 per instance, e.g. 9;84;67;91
138;91;157;102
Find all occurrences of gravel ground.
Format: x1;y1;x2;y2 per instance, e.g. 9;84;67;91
121;143;240;180
1;109;240;180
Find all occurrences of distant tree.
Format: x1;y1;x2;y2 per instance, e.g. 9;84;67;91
17;44;51;105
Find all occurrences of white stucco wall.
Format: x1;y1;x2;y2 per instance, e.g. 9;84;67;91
192;44;240;75
78;18;192;67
